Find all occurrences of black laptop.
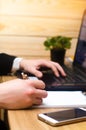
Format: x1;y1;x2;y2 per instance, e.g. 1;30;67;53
39;10;86;91
16;10;86;91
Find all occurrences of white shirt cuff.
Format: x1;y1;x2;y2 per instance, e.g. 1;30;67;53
12;57;23;72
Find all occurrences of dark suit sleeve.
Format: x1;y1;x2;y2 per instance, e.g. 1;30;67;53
0;53;16;75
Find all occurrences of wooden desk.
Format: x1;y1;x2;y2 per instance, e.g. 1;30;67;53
1;76;86;130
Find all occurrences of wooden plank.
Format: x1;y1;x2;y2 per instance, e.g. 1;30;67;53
0;0;85;38
0;0;86;17
0;15;82;37
0;36;77;59
0;36;49;58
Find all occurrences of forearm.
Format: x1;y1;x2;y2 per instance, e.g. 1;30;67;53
0;53;16;75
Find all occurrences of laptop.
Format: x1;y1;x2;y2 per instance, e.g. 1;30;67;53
16;10;86;91
39;10;86;91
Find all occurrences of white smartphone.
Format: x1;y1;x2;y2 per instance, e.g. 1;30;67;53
38;108;86;126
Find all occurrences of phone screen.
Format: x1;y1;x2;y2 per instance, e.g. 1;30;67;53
44;108;86;121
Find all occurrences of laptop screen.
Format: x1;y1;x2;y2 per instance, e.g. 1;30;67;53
73;10;86;69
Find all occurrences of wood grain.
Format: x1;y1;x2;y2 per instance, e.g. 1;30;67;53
0;0;85;61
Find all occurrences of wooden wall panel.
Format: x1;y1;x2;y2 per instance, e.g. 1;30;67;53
0;15;82;37
0;0;86;37
0;0;86;17
0;0;85;59
0;36;77;59
0;36;49;59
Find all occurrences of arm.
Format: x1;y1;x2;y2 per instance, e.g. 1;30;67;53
0;53;66;77
0;53;16;75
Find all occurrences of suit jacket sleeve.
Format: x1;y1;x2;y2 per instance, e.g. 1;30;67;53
0;53;16;75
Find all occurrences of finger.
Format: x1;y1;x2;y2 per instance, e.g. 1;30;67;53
37;60;66;77
51;62;66;77
28;68;43;78
34;89;48;98
33;98;43;105
26;79;45;89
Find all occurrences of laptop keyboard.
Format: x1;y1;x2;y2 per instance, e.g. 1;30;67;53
40;66;86;84
62;66;86;83
40;67;86;91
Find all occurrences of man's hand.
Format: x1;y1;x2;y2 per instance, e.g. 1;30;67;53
0;79;47;109
20;59;66;78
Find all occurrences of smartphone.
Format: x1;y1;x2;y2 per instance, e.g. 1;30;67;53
38;108;86;126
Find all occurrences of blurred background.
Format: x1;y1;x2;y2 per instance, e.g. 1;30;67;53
0;0;86;59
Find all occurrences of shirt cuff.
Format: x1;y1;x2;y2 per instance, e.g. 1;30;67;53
12;57;23;72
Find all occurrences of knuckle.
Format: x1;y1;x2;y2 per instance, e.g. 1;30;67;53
27;88;35;96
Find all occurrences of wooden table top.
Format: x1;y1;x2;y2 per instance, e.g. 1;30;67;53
8;108;86;130
1;76;86;130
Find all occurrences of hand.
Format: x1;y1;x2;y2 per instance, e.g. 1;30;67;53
20;59;66;78
0;79;47;109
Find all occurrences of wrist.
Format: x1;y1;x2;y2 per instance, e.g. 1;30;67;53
12;57;23;72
